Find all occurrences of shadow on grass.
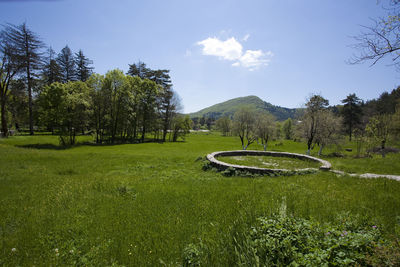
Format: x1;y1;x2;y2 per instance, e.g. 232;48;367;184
16;139;183;150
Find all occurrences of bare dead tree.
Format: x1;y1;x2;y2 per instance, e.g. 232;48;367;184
349;1;400;70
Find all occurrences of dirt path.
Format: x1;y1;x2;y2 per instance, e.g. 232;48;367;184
331;170;400;182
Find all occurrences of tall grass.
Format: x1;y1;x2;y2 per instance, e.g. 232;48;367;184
0;133;399;266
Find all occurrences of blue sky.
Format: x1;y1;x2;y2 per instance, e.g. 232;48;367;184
1;0;398;113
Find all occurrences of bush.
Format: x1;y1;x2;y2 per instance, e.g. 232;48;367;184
182;241;207;267
234;213;385;266
222;167;236;177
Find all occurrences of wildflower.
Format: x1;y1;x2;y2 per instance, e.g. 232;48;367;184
326;231;331;235
54;248;59;253
11;248;17;253
69;249;74;254
372;225;377;229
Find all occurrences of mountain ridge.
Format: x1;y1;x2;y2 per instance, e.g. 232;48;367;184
188;95;299;121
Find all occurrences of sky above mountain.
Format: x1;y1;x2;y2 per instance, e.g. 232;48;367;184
1;0;399;113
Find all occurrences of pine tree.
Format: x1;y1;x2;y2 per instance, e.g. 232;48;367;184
127;61;150;79
0;26;24;137
57;45;76;83
75;49;93;82
341;93;362;141
43;46;62;85
3;23;44;135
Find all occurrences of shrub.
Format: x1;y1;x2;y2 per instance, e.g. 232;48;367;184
222;167;236;177
234;213;384;266
182;242;207;267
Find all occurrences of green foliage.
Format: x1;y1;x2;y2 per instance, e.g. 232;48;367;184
37;81;91;145
215;116;232;136
85;69;178;144
171;115;192;142
182;242;206;267
255;113;276;151
366;114;393;152
299;94;330;154
282;118;293;140
234;212;385;266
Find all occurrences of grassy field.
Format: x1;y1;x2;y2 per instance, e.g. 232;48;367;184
1;132;400;266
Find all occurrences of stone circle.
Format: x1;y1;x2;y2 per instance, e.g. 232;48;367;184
206;150;331;175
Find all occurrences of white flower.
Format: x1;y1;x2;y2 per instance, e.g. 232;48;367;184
54;248;59;253
11;248;17;252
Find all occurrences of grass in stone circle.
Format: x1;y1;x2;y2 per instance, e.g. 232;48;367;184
0;132;399;266
218;155;321;170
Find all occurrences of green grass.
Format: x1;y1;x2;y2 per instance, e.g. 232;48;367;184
0;132;400;266
218;155;321;170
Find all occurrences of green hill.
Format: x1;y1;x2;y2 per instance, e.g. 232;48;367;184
188;95;299;121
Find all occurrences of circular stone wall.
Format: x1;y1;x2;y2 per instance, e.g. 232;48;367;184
206;150;331;175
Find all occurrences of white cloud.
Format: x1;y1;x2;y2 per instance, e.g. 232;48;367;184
235;50;273;71
197;37;242;61
197;36;273;71
242;34;250;42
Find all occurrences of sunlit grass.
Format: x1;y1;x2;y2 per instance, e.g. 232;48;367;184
0;132;399;265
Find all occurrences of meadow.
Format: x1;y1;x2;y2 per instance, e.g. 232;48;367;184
1;132;400;266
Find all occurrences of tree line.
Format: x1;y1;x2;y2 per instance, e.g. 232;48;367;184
213;90;400;157
0;22;190;144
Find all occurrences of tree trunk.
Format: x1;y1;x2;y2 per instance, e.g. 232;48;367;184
162;105;170;142
28;71;34;135
240;136;245;150
381;139;386;158
318;144;324;156
307;139;312;155
1;98;8;137
141;122;146;143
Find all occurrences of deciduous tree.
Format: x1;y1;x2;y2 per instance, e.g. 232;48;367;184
350;1;400;70
215;116;232;136
233;107;256;150
282;118;294;140
366;114;393;157
171;115;192;142
300;94;329;155
37;81;91;145
314;110;343;156
255;113;275;151
138;78;160;142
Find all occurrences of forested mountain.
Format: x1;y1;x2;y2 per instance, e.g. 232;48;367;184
188;95;299;121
